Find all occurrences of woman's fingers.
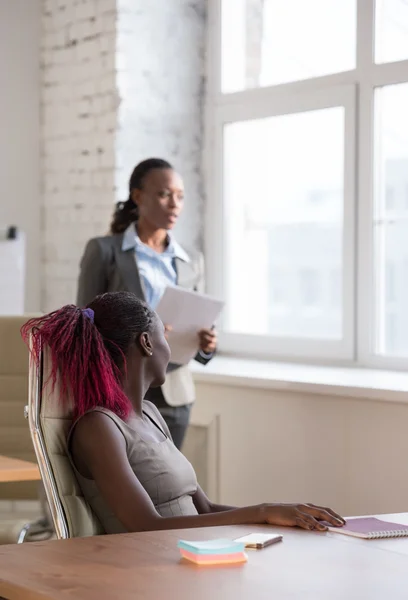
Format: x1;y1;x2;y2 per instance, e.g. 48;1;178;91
296;516;314;530
296;512;328;531
307;503;345;525
264;503;339;531
199;328;216;339
301;504;344;527
165;325;218;350
198;329;217;352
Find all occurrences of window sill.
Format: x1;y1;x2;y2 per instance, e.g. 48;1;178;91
190;356;408;404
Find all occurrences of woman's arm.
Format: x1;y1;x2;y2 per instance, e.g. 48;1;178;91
73;412;261;531
195;252;217;363
193;485;236;514
76;238;108;307
72;412;344;533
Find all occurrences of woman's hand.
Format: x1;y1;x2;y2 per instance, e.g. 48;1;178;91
198;328;217;354
164;325;217;354
261;503;345;531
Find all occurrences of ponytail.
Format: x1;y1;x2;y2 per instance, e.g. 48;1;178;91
21;305;132;420
110;198;139;234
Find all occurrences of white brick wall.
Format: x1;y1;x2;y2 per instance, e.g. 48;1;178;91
41;0;118;311
42;0;206;311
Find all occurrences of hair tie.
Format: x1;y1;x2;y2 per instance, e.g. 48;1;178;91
82;308;95;323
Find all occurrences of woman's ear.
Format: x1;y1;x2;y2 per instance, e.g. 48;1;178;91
131;188;142;207
139;332;153;357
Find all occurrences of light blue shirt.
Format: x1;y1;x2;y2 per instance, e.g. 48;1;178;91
122;224;213;360
122;224;190;310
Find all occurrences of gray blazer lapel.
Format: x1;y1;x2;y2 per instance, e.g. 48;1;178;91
112;236;145;299
175;256;200;290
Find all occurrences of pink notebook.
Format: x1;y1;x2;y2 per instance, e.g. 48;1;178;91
329;517;408;539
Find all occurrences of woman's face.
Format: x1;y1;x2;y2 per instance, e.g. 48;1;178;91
132;168;184;231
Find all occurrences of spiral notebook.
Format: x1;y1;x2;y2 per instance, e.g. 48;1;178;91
329;517;408;539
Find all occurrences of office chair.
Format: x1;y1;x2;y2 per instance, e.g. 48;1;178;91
26;344;103;539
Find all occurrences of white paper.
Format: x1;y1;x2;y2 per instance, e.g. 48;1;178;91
0;231;25;315
156;286;224;365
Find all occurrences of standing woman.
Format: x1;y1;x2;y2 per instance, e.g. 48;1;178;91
77;158;216;450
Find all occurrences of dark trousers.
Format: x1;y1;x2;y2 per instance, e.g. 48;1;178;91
144;386;192;451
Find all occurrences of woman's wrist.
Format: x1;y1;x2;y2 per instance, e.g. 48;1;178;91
251;503;268;524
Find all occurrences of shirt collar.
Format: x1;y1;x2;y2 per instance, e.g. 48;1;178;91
121;224;190;263
122;223;138;251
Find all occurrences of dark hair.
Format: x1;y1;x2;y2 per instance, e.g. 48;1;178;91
21;292;155;420
110;158;173;234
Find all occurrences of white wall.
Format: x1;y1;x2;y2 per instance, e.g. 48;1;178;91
190;379;408;516
0;0;41;312
116;0;206;251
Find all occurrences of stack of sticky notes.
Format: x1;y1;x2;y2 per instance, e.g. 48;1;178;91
177;539;247;565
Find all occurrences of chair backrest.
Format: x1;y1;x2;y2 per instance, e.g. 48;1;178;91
27;344;103;539
0;314;41;501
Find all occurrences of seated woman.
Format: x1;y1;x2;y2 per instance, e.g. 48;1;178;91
22;292;345;535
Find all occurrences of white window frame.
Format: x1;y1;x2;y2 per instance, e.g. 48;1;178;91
204;0;408;369
208;87;356;362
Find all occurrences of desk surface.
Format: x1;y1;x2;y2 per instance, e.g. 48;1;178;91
0;514;408;600
0;455;41;483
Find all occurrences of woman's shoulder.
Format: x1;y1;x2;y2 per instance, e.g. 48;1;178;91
86;233;123;249
68;409;130;478
81;233;124;260
69;408;127;444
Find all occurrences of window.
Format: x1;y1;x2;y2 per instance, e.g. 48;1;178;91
373;82;408;361
299;269;320;308
375;0;408;64
206;0;408;367
223;106;346;342
221;0;356;93
385;186;395;210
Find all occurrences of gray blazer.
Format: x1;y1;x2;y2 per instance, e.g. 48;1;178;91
76;233;209;406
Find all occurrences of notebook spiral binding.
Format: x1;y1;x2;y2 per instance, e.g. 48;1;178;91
368;530;408;539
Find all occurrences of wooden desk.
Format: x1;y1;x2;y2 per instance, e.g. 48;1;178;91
0;514;408;600
0;456;41;484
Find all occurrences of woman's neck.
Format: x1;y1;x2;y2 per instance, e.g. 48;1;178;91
136;219;168;253
122;373;151;417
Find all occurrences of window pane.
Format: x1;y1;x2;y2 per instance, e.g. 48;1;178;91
223;107;344;339
374;83;408;356
375;0;408;64
221;0;356;93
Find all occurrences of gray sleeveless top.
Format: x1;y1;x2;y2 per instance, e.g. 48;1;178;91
68;402;198;534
